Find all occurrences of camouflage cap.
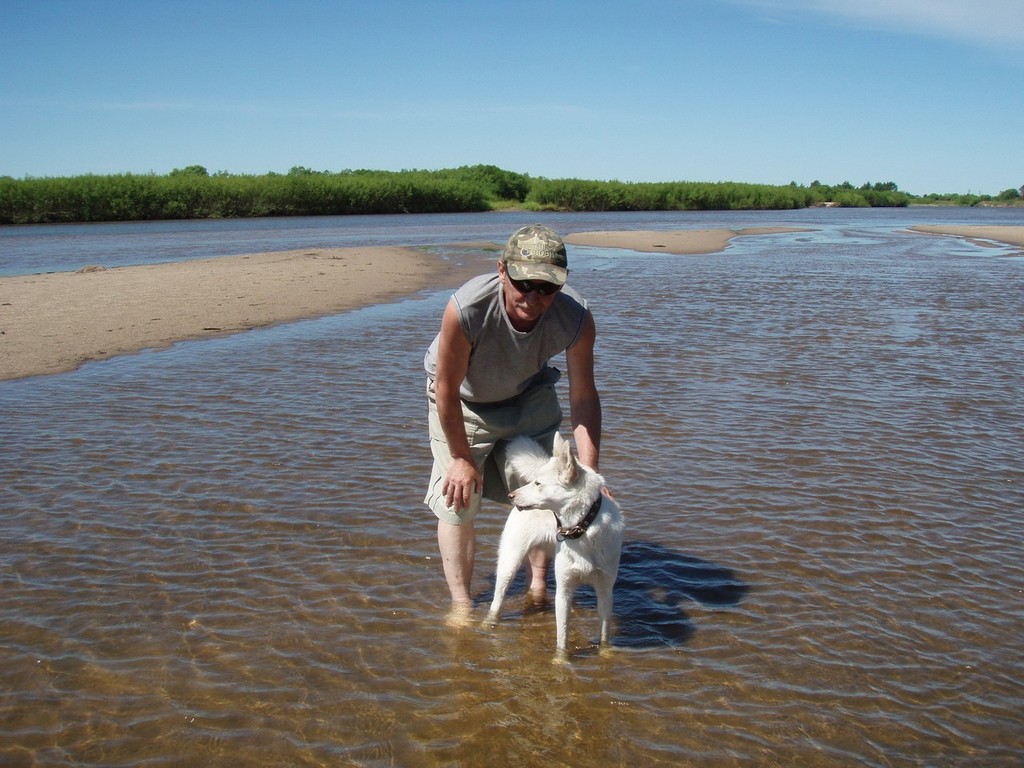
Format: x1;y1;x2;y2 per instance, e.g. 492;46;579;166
501;224;569;285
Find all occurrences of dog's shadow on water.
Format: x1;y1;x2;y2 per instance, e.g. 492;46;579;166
479;540;749;649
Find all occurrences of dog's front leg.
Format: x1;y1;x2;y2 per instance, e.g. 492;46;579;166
554;557;579;651
554;583;576;651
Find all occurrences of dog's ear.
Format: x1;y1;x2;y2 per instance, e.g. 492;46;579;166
556;436;579;485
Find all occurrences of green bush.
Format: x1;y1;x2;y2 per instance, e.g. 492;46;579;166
0;169;495;224
0;167;956;225
528;178;825;212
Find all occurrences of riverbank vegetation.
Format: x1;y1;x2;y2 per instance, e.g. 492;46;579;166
0;164;1018;225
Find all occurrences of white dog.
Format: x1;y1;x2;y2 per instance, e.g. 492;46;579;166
485;433;625;652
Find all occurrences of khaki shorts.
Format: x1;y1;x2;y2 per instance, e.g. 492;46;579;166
424;370;562;525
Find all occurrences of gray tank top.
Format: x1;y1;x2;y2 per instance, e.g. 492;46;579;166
424;274;589;403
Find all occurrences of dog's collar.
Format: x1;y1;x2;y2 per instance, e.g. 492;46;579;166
555;495;603;542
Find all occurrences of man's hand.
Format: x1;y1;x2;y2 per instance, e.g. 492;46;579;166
443;457;482;513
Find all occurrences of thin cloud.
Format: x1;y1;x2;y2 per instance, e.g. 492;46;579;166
732;0;1024;51
100;100;198;112
92;100;381;120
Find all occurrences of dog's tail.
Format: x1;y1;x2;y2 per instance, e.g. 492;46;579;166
503;435;552;484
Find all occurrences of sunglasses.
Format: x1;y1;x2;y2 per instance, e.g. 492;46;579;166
509;278;563;296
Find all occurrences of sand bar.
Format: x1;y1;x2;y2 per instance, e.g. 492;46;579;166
908;225;1024;249
564;227;808;254
1;227;803;381
0;247;481;381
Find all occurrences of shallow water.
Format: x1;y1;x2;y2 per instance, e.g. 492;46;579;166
2;205;1022;276
2;212;1023;766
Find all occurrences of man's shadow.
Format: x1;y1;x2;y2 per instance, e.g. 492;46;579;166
480;540;749;648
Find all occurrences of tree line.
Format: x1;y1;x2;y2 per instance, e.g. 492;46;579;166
0;164;1014;225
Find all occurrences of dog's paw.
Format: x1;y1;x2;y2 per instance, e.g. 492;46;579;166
550;649;572;666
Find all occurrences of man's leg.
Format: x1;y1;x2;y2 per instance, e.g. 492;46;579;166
437;518;476;605
427;384;484;613
525;547;550;602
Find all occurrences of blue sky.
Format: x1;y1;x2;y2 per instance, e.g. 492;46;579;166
3;0;1022;195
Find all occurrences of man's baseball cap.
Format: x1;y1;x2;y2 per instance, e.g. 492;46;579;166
501;225;568;285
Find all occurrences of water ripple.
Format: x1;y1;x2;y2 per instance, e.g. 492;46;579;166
3;218;1024;764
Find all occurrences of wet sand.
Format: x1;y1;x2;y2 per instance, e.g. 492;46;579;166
564;226;807;254
0;247;476;381
909;225;1024;248
0;227;798;381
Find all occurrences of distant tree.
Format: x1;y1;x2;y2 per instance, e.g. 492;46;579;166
453;164;530;200
997;187;1021;201
170;165;209;176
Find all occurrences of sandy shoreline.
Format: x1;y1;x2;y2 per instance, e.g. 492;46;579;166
908;225;1024;248
564;227;807;254
0;247;482;381
0;226;845;381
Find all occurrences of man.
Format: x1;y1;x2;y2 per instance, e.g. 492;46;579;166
423;224;601;616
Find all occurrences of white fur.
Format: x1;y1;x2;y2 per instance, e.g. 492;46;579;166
486;433;625;652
